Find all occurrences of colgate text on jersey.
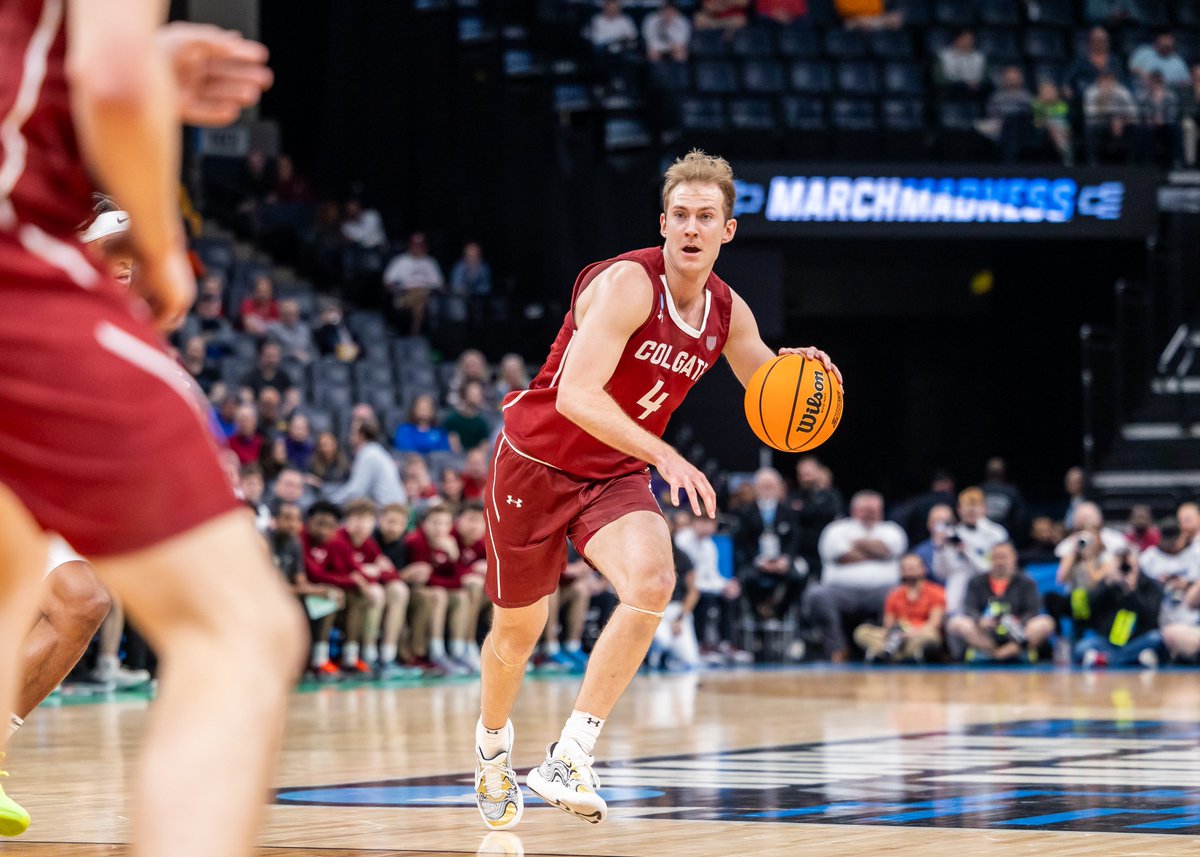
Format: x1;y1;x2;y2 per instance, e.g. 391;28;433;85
633;340;711;381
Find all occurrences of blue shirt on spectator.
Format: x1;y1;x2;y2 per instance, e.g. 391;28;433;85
394;422;453;455
912;538;937;580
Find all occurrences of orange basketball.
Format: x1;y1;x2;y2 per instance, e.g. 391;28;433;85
743;354;844;452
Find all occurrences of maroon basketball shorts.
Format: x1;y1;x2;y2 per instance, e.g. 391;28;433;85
0;263;239;558
484;433;662;609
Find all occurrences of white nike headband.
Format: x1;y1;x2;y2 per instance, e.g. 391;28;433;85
79;210;131;244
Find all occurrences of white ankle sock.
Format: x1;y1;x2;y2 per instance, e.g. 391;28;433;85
564;640;581;653
449;639;467;659
342;642;360;666
97;654;119;674
544;640;561;657
430;638;446;658
380;644;398;664
363;644;379;664
312;641;330;667
6;714;22;741
559;710;604;758
477;718;513;759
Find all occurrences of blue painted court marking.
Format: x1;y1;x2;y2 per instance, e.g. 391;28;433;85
744;802;898;819
276;785;664;807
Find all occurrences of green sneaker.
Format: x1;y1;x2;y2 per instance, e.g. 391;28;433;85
0;769;30;836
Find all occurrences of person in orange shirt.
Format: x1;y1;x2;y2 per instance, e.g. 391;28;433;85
854;554;946;662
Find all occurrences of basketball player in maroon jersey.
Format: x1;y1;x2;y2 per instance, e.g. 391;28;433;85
0;5;303;856
473;151;842;829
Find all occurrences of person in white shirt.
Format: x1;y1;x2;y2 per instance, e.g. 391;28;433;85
675;513;747;660
643;2;691;64
931;487;1007;613
588;0;638;52
1128;33;1191;89
805;491;908;661
1140;522;1200;625
938;29;987;91
383;232;444;336
341;198;387;249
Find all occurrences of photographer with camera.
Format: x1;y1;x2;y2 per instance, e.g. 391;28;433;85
1073;546;1164;669
1045;502;1130;637
947;542;1054;663
931;489;1005;617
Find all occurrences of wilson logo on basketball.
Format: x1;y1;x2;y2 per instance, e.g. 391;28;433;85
796;370;825;434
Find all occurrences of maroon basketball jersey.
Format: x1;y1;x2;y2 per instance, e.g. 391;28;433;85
0;1;96;243
502;246;732;480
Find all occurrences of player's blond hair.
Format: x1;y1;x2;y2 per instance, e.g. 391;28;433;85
661;149;736;220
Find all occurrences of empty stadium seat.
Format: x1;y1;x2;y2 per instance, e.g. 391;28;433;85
694;60;739;94
925;28;954;56
679;95;728;130
743;59;786;94
312;360;352;387
729;97;777;130
776;26;820;58
1029;0;1073;27
1130;0;1169;28
824;28;868;59
648;61;690;91
893;0;930;25
604;116;652;151
1177;33;1200;66
360;387;398;415
1178;0;1200;27
881;98;926;131
1028;61;1066;86
354;363;395;389
883;61;926;95
939;100;982;130
312;384;353;412
979;0;1020;26
977;28;1021;63
836;61;880;95
553;83;593;111
690;28;728;57
1023;27;1066;61
730;26;774;58
789;60;834;94
779;95;827;130
831;98;878;130
869;29;914;59
933;0;976;26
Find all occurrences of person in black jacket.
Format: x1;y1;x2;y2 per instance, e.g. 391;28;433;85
736;468;803;619
788;456;842;579
1074;547;1165;668
946;542;1054;662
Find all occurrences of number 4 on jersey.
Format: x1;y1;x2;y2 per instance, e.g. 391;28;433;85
636;380;669;420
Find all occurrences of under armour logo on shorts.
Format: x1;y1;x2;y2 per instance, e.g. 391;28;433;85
507;495;523;508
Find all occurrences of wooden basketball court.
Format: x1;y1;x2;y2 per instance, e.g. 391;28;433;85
8;667;1200;855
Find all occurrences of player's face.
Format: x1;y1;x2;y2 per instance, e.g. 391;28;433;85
660;183;736;276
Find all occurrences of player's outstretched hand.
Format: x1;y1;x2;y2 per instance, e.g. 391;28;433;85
160;22;273;127
778;346;843;389
657;450;717;519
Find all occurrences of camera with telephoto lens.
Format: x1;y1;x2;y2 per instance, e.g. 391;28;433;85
882;627;906;658
1118;549;1134;576
998;614;1027;646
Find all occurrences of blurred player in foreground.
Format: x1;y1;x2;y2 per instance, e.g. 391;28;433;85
0;5;303;855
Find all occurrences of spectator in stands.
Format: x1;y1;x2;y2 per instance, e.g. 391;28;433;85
268;466;311;514
308;431;351;489
240;274;280;336
449;241;492;299
892;470;956;547
229;404;267;467
757;0;807;26
438;467;466;515
1063;27;1123;101
341;197;387;250
694;0;750;34
1125;504;1162;551
1140;519;1198;613
268;299;314;365
1179;501;1200;547
1075;546;1164;668
988;66;1035;161
404;504;470;675
1137;70;1184;167
675;512;749;663
448;349;495;410
401;455;440;515
329;420;407;506
587;0;639;51
296;501;344;678
1129;32;1190;90
240;339;296;398
938;30;987;94
268;154;311;205
736;468;803;622
313;298;361;363
1020;516;1062;566
240;463;272;534
494;353;530;401
1180;64;1200;166
981;458;1026;543
807;491;908;662
912;503;954;581
192;286;234;349
540;553;592;672
953;487;1009;571
461;447;488;500
649;543;700;671
383;232;444;336
854;554;945;663
1063;466;1088;529
1048;501;1130;633
643;2;691;64
282;413;315;471
214;393;239;438
443;380;493;453
1084;69;1140;163
1032;80;1073;164
947;542;1054;663
449;503;489;670
394;394;451;455
836;0;902;30
789;456;843;579
180;335;220;393
341;499;415;678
